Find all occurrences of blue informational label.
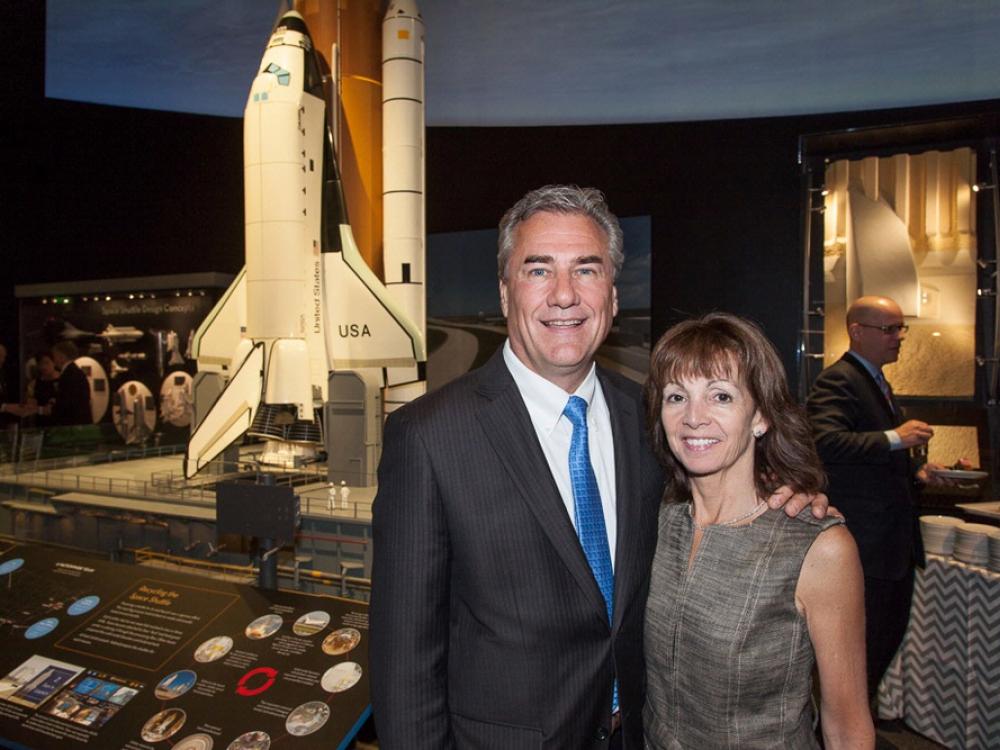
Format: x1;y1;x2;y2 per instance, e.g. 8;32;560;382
25;617;59;640
68;595;100;616
0;558;24;576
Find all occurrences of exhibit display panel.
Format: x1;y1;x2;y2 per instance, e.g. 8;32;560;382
13;274;232;455
0;540;370;750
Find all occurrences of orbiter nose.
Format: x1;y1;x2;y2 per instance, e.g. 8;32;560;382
275;10;311;38
385;0;422;20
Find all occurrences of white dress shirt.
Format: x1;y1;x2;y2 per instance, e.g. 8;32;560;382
845;350;903;450
503;340;618;568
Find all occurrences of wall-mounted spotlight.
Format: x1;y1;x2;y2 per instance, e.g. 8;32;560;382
976;355;998;366
976;288;996;297
972;182;996;192
810;205;826;214
809;186;830;196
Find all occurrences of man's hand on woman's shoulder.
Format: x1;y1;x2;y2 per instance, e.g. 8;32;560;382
767;487;840;519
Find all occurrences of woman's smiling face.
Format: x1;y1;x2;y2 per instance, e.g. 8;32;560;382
660;372;767;482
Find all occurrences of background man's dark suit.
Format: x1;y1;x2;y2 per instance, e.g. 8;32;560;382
370;351;663;748
808;354;922;579
51;359;92;426
807;353;922;693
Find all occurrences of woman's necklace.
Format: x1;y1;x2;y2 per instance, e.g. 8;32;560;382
689;499;767;531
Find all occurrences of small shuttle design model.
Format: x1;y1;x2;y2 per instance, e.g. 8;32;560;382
58;322;145;345
185;3;426;478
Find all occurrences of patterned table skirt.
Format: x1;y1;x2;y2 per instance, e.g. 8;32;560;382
877;554;1000;750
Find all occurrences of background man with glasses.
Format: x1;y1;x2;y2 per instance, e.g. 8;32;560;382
807;295;957;699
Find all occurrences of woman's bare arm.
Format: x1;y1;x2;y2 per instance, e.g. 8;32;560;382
796;524;874;749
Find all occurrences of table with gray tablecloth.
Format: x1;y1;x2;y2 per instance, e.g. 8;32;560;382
878;554;1000;749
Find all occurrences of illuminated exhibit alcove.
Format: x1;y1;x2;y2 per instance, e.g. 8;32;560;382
821;149;979;466
821;149;978;398
800;117;1000;489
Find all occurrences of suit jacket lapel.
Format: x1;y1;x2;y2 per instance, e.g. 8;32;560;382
599;368;642;633
841;354;896;424
475;352;610;619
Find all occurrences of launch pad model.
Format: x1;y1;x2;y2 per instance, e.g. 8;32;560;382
186;2;427;481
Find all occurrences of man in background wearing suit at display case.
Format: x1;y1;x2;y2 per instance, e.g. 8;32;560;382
33;340;92;426
370;184;827;749
807;294;960;699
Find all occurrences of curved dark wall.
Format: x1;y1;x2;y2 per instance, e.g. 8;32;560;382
4;0;999;395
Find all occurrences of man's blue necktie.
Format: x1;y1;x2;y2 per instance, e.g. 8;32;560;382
876;372;896;414
564;395;618;712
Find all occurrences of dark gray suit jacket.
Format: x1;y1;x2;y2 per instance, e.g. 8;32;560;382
806;353;923;581
370;350;664;749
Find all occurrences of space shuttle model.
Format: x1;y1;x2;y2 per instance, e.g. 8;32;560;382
184;2;426;479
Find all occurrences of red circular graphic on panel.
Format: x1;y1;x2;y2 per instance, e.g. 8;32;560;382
236;667;278;696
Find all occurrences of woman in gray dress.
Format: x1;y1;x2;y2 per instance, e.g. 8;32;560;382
643;313;873;749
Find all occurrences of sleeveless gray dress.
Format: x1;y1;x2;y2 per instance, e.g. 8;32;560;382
643;505;844;750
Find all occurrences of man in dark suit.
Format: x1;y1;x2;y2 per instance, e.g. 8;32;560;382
807;295;953;698
39;341;92;426
372;185;823;748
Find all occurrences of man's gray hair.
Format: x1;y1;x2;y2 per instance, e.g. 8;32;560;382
497;185;625;280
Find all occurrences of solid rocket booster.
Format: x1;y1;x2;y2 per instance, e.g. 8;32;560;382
382;0;426;397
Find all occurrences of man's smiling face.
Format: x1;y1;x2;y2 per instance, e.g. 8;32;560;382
500;211;618;392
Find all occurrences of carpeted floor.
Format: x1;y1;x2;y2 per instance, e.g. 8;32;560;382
876;719;948;749
351;718;951;748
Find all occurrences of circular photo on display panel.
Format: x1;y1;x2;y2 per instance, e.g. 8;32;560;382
245;614;282;640
172;734;214;750
292;610;330;637
154;670;197;700
141;707;187;743
321;662;362;693
225;730;270;750
285;700;330;736
194;635;233;663
321;627;361;656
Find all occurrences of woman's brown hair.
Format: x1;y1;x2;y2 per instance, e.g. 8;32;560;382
644;312;825;503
